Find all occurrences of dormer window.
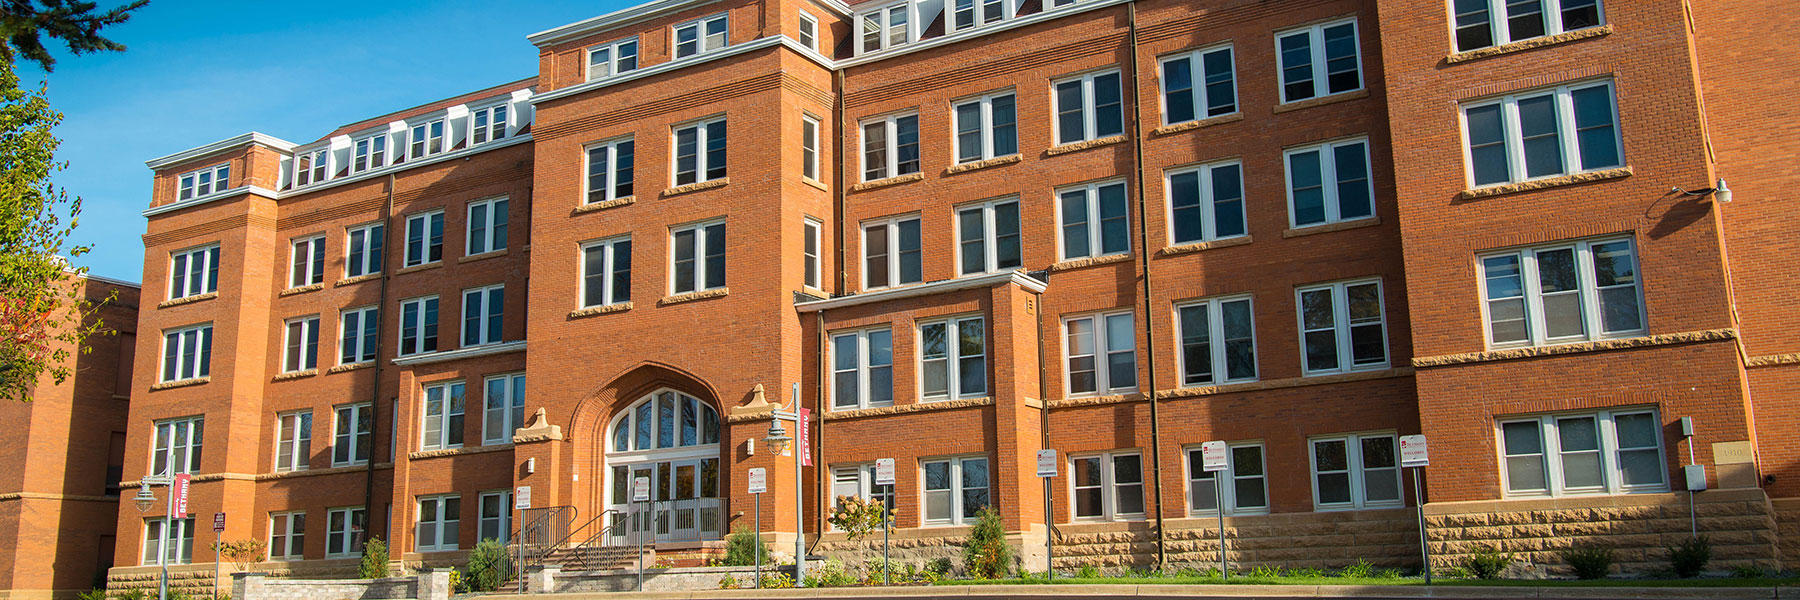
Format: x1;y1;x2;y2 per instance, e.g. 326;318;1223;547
410;120;445;159
587;37;640;81
859;4;908;54
177;163;230;201
294;149;327;188
951;0;1008;32
674;14;727;59
351;134;387;174
472;105;507;146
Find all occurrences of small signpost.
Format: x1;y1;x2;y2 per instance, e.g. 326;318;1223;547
1199;441;1230;579
748;468;767;589
875;458;896;584
1400;434;1431;584
633;476;651;591
515;486;531;510
1036;449;1057;580
212;512;225;600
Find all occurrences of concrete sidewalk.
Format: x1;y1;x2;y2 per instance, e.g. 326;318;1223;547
480;583;1800;600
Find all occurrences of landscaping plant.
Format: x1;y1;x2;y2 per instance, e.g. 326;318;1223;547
723;525;771;566
210;538;266;573
1558;543;1614;580
463;538;513;592
1461;545;1516;580
358;538;390;579
826;494;896;542
961;506;1014;579
1667;535;1711;578
1338;559;1375;578
1731;564;1768;579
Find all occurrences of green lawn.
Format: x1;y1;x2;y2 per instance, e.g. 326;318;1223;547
942;575;1800;588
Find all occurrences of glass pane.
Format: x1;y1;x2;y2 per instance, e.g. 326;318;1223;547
1288;150;1325;225
1570;86;1619;169
1613;413;1659;449
1561;451;1604;489
1364;469;1399;502
1333;144;1372;219
1317;473;1350;504
1507;454;1548;492
1116;484;1144;514
1314;440;1347;471
1618;449;1663;487
1074;457;1101;486
1517;95;1565;177
1558;417;1599;451
1467;104;1510;184
1361;437;1396;468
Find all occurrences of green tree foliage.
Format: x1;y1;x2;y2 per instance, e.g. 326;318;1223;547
463;538;512;592
358;538;390;579
0;1;149;72
723;525;772;566
961;506;1013;579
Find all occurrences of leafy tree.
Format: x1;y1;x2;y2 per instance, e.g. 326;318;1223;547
358;537;390;579
824;494;895;542
0;0;149;72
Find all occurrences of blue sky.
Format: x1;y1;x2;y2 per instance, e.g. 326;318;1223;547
29;1;625;283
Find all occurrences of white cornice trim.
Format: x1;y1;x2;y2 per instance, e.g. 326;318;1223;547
283;135;534;198
144;132;298;170
530;0;850;47
837;0;1132;68
140;185;279;218
533;37;787;105
392;340;527;366
778;35;838;70
796;271;1045;312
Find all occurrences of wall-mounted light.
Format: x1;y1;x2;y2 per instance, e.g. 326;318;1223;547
1673;178;1731;203
525;457;536;474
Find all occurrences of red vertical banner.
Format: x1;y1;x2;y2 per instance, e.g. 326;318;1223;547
172;473;191;516
799;408;811;467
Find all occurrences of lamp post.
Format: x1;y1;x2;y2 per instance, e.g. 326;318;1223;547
761;383;806;587
132;474;176;600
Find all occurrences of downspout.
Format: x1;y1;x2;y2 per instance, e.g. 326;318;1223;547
365;173;396;539
811;308;827;554
1124;0;1168;569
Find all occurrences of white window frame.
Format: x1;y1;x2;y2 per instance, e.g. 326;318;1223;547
585;136;635;204
1069;451;1145;522
398;296;439;356
861;215;922;291
282;315;320;374
1175;295;1258;387
950;0;1012;32
268;511;306;560
409;119;445;160
415;494;461;552
1497;407;1667;498
1478;236;1644;349
859;112;920;182
470;103;508;146
1309;432;1402;510
857;3;910;55
482;373;526;446
1165;160;1248;246
830;327;894;411
803;217;822;290
1052;69;1124;145
351;133;388;174
1158;44;1238;125
332;403;373;467
420;381;466;451
1062;311;1138;397
953;90;1019;164
1460;80;1623;188
954;198;1022;277
1284;137;1375;229
168;244;220;300
294;148;328;188
830;463;895;529
669;219;727;294
920;455;991;526
142;517;195;566
160;323;213;383
581;235;633;308
1055;179;1132;261
798;11;819;50
478;490;513;543
1295;278;1389;375
1184;441;1268;516
325;507;367;558
403;210;445;267
801;115;821;182
672;117;728;186
587;37;641;81
289;235;326;289
672;13;728;59
177;163;229;201
339;306;379;366
461;284;505;347
918;315;986;401
465;196;509;256
345;223;384;278
1453;0;1606;52
1275;17;1364;104
151;416;204;476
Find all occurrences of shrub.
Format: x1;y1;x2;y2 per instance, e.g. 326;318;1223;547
804;559;856;588
358;538;390;579
1461;546;1515;580
1668;536;1711;578
210;538;267;573
1731;564;1768;579
1076;564;1101;579
925;557;953;575
108;590;147;600
76;590;107;600
1338;559;1375;579
961;506;1014;579
1558;544;1614;580
826;495;897;542
759;571;795;588
723;526;772;566
718;575;742;589
463;538;512;591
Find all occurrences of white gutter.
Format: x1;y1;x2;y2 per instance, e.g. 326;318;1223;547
795;270;1046;312
144;132;299;170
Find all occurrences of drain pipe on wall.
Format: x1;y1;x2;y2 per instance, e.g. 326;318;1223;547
364;173;396;542
1125;1;1169;570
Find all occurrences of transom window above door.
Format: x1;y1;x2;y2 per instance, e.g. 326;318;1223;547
611;390;721;453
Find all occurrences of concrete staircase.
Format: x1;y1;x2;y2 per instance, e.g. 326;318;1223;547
496;545;646;593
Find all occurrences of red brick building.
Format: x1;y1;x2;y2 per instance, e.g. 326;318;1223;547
94;0;1799;591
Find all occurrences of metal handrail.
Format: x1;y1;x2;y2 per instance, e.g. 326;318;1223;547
563;510;633;572
516;506;577;567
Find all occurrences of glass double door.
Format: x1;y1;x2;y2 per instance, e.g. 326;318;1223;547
609;458;720;544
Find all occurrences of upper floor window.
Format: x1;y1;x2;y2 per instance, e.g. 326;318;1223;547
673;118;727;186
587;37;640;81
1186;442;1267;515
1297;279;1387;375
1065;311;1136;396
951;0;1008;32
1161;45;1237;124
282;315;320;373
1463;80;1621;188
160;323;213;383
333;403;373;467
923;456;990;525
863;216;922;290
483;373;526;445
1311;432;1401;510
581;236;632;308
920;316;985;401
861;112;920;182
1177;295;1256;387
409;120;445;160
466;196;509;256
801;116;821;181
859;4;909;54
832;327;894;410
671;220;726;294
1500;407;1664;497
471;104;507;146
1057;180;1130;261
798;12;818;50
1054;70;1124;145
1276;18;1362;103
178;163;229;201
345;223;384;278
461;284;505;347
1481;237;1642;348
1072;451;1143;521
352;134;387;174
398;296;440;356
339;306;379;365
1168;160;1246;245
954;92;1018;164
421;381;466;451
1285;137;1373;228
956;199;1021;276
168;244;219;300
1454;0;1604;52
803;218;822;289
586;137;635;204
268;511;306;560
295;149;328;188
289;235;325;288
151;416;204;476
274;411;312;472
673;14;727;59
404;210;445;267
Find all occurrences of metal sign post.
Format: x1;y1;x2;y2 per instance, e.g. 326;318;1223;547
1400;435;1431;584
748;468;767;589
1199;441;1229;580
1036;450;1057;580
633;476;650;591
513;487;529;593
874;458;895;585
211;513;224;600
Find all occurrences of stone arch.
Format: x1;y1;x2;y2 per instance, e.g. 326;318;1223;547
568;361;725;517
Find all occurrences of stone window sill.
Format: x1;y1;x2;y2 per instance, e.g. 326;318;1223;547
569;302;632;319
849;172;924;193
1413;328;1735;368
820;396;993;421
328;362;372;374
158;292;217;309
1048;253;1132;272
1460;167;1633;200
408;444;514;461
574;196;634;214
1159;236;1251;257
944;154;1021;176
1446;25;1613;65
278;284;323;297
272;369;317;382
396;261;443;276
1273;89;1370;114
1284;217;1381;239
1152;112;1245;136
662;178;729;197
150;377;209;391
803;178;829;192
659;288;728;306
459;249;508;264
336;273;381;287
1045;135;1126;157
1047;392;1147;409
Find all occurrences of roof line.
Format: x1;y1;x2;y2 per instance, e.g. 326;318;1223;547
143;132;298;170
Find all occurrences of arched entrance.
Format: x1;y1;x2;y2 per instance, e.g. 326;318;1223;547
602;388;723;545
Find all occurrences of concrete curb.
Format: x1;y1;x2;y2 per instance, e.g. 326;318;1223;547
479;583;1794;600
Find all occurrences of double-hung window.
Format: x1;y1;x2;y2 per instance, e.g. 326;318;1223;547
160;324;213;383
859;4;909;54
471;104;507;145
1187;442;1268;515
673;118;727;186
289;235;325;288
586;137;635;204
1160;45;1237;124
177;164;229;201
421;381;466;451
954;92;1018;164
1064;311;1136;396
803;218;822;290
1167;161;1246;245
923;456;990;525
1072;451;1144;521
798;12;818;50
478;490;513;543
1500;408;1665;497
1480;237;1642;347
1285;138;1373;228
831;328;893;410
830;464;895;520
339;306;379;365
282;316;320;373
416;495;461;552
269;512;306;560
860;113;920;182
143;518;195;565
587;38;640;81
403;210;444;267
295;149;327;187
483;373;526;445
1454;0;1604;52
345;223;384;278
398;296;440;356
670;220;726;294
801;116;821;181
333;403;373;467
326;507;367;558
168;245;220;300
1297;279;1388;375
410;119;445;159
1311;432;1401;509
1276;18;1362;103
862;216;922;290
1057;180;1130;261
673;14;727;58
466;197;509;256
956;199;1022;276
919;317;984;401
352;134;387;174
461;284;504;347
151;417;204;476
950;0;1008;31
1053;70;1124;145
581;236;632;308
1463;80;1621;187
1177;295;1257;386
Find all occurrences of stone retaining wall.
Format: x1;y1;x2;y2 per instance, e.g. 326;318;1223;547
1053;509;1421;573
1771;497;1800;566
230;570;447;600
549;565;795;593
